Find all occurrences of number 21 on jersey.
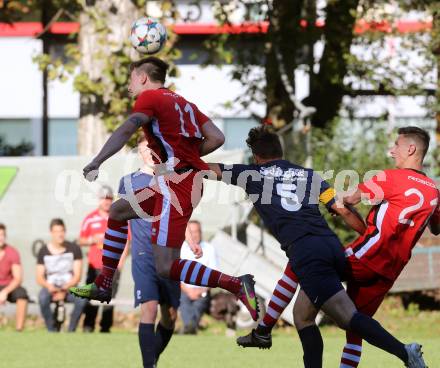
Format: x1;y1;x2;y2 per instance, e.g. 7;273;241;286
398;188;438;228
175;102;202;138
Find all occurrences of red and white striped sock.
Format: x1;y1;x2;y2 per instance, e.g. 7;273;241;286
170;259;241;294
340;333;363;368
95;218;128;290
259;263;298;331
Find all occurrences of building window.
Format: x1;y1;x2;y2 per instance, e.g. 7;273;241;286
0;118;78;156
49;119;78;156
0;119;32;146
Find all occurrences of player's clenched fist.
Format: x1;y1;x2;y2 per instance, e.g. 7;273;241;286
83;161;100;181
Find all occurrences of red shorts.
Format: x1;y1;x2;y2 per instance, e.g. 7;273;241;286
346;254;394;316
134;170;203;248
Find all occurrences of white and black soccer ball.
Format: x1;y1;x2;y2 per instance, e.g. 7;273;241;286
130;17;167;55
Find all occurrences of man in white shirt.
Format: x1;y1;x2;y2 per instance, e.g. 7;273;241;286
180;220;218;334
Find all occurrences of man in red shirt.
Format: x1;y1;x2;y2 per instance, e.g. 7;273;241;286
0;223;28;331
78;185;119;332
70;56;259;323
336;126;438;368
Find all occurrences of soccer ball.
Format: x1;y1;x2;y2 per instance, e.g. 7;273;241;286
130;17;167;54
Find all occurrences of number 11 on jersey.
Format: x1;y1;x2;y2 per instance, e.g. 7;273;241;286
175;102;202;138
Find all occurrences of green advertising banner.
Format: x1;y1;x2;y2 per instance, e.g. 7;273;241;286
0;167;18;200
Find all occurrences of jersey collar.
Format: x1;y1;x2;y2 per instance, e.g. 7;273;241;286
405;168;426;176
259;159;287;167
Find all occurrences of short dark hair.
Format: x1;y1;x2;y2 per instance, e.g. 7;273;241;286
0;223;5;232
246;126;283;159
398;126;430;158
50;218;65;230
130;56;169;83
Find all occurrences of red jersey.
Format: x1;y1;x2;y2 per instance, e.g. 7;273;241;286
346;169;439;280
0;245;20;286
79;209;108;269
132;88;210;171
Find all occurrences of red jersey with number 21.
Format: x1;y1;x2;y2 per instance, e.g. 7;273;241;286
132;88;210;171
347;169;439;281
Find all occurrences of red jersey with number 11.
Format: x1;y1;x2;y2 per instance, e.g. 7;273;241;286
132;88;210;171
346;169;439;281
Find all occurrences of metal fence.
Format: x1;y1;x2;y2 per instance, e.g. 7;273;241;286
391;247;440;293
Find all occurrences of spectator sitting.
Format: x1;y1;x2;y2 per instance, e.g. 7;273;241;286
180;220;218;334
36;218;86;332
0;223;28;331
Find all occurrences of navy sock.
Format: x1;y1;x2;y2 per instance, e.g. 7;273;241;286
298;325;323;368
138;323;156;368
349;312;408;363
155;323;174;361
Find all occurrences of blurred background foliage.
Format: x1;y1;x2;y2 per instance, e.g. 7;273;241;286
312;119;393;243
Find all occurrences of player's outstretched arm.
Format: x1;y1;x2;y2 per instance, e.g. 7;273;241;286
343;188;362;206
199;120;225;157
319;185;365;235
330;200;366;235
83;113;151;181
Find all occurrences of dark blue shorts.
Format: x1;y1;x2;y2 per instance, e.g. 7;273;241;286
132;252;181;309
287;234;347;309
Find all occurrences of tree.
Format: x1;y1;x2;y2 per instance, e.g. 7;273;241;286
75;0;142;154
4;1;436;158
206;0;361;127
0;0;32;23
303;0;359;128
431;2;440;154
208;0;436;163
312;119;392;243
41;0;181;154
25;0;181;154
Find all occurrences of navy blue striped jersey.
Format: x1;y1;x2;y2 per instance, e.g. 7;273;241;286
219;160;337;250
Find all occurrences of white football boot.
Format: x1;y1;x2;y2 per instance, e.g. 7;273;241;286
405;343;427;368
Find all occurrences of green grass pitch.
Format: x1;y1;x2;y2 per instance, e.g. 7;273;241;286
1;328;439;367
2;298;440;367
